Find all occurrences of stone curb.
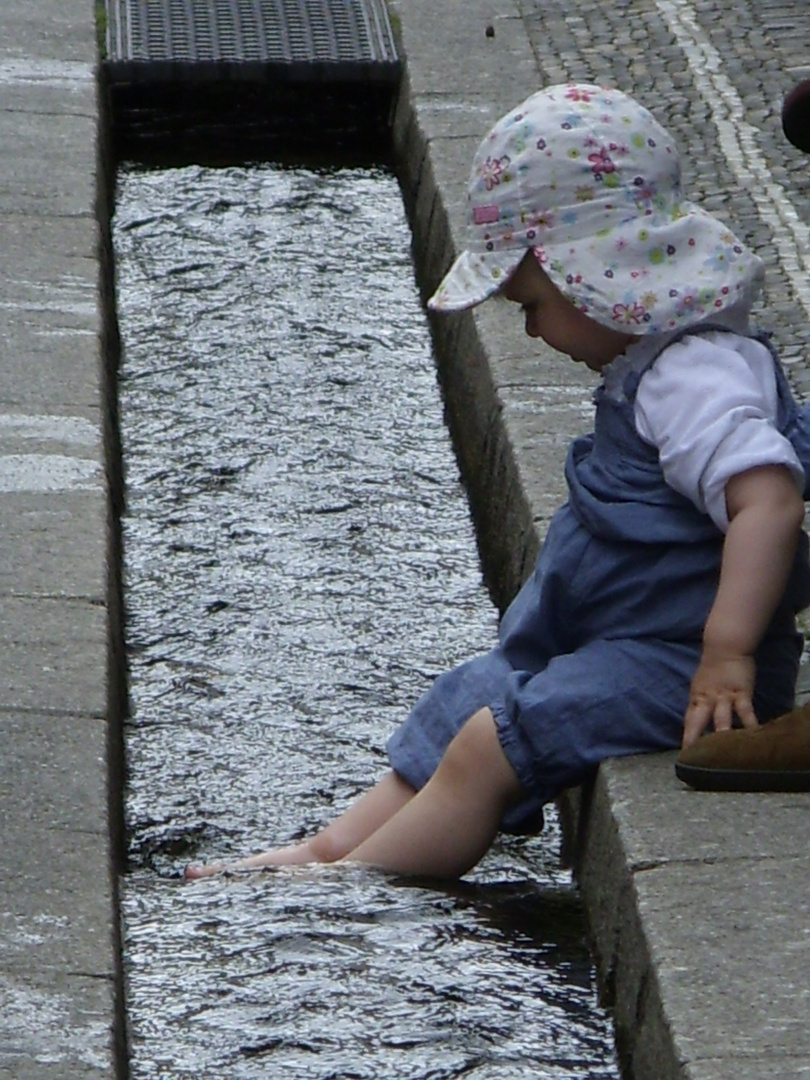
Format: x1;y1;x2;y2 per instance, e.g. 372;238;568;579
0;3;126;1077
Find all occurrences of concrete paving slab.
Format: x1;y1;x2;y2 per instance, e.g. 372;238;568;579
560;758;810;1079
402;125;477;278
0;4;97;63
0;491;106;598
0;705;114;1076
0;240;99;407
0;1063;110;1080
0;706;108;843
0;57;96;90
0;108;97;216
0;277;98;324
0;596;106;715
0;411;101;456
392;0;538;105
0;326;102;412
1;213;99;284
0;76;96;117
686;1057;810;1080
637;857;810;1065
604;752;810;866
0;212;101;413
405;94;514;143
0;1;136;1072
0;884;113;980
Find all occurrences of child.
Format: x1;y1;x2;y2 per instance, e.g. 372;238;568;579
186;83;810;881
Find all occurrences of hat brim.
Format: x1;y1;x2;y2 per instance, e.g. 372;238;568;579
428;202;764;335
535;202;764;335
427;248;526;312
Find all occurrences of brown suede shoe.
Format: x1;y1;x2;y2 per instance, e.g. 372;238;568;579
675;701;810;791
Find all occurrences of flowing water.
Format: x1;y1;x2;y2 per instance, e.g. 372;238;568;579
115;162;621;1080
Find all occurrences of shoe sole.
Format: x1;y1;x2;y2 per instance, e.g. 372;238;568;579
675;761;810;792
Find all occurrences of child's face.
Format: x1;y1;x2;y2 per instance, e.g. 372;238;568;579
501;253;637;371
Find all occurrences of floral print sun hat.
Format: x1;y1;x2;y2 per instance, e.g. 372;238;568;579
428;84;764;334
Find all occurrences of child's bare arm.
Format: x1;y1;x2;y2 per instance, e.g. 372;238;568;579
682;464;805;748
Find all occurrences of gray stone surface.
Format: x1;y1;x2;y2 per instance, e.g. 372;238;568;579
0;492;106;598
0;596;106;713
0;969;112;1080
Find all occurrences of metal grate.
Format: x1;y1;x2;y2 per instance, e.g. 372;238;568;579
103;0;401;162
106;0;400;77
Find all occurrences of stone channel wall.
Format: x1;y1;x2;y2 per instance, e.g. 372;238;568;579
0;2;126;1077
96;57;131;1080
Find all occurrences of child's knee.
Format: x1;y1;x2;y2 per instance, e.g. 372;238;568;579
441;708;522;799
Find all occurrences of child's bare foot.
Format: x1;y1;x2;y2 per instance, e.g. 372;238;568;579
184;773;417;880
184;861;226;880
184;841;321;880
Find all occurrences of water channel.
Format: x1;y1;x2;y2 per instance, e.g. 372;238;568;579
115;161;622;1079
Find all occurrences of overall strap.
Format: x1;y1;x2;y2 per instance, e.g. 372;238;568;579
621;320;784;402
624;320;810;499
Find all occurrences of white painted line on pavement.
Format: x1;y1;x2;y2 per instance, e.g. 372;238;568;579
0;59;94;87
0;454;100;493
0;414;99;446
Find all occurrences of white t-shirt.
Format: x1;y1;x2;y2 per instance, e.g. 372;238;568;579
603;321;805;533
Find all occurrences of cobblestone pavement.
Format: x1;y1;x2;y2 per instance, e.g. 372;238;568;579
517;0;810;391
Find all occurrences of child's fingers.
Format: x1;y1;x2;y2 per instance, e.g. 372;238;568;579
682;689;758;747
711;696;734;734
682;690;760;749
682;698;713;748
731;695;759;731
683;652;758;748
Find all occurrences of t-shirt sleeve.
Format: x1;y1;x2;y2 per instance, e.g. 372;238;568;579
634;333;805;532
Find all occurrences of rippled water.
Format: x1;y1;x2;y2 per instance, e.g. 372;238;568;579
115;163;621;1079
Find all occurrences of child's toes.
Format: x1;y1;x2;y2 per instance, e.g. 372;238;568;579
184;863;220;880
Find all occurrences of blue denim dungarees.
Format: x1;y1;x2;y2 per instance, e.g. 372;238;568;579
387;328;810;832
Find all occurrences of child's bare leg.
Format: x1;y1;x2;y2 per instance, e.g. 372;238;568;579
184;770;415;879
344;708;524;879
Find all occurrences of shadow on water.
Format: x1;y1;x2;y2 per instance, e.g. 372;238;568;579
115;163;621;1079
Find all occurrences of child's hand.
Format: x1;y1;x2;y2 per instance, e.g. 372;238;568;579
682;646;758;748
